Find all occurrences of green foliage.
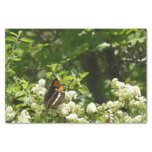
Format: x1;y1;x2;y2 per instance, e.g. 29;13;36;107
5;29;146;123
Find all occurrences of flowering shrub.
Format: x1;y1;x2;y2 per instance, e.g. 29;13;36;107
5;77;146;123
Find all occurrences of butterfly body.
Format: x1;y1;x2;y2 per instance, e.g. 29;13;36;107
44;78;65;109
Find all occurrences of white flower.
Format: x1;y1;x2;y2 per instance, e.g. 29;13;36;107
66;113;78;122
134;101;140;106
97;103;106;112
5;105;16;122
134;115;142;122
77;118;84;122
111;78;142;101
65;91;78;101
138;96;146;103
87;102;97;114
24;96;31;105
31;86;36;92
31;79;47;96
68;101;76;111
129;96;146;110
6;106;13;113
133;86;141;97
124;116;133;123
111;78;125;89
31;103;37;108
104;114;109;119
106;101;114;109
57;103;70;117
37;88;46;96
116;110;123;116
38;79;46;87
17;110;31;123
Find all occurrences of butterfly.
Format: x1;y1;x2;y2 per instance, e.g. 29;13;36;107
44;78;65;109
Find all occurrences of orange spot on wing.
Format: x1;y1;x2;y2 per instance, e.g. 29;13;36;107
53;79;60;87
58;86;64;92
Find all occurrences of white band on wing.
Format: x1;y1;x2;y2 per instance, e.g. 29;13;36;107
52;93;61;106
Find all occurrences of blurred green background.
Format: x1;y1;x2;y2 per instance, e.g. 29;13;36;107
5;29;146;104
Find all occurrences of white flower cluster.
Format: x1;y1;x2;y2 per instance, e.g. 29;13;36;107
17;110;31;123
86;102;97;114
6;77;146;123
111;78;141;101
65;91;78;101
66;114;78;122
124;115;142;123
129;96;146;111
57;101;85;122
95;78;146;123
31;79;46;96
5;105;16;122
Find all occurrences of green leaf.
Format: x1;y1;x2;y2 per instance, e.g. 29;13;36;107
6;36;16;42
19;79;27;83
18;30;23;36
37;43;49;48
13;85;21;91
97;42;110;52
15;103;26;108
9;32;17;37
27;83;36;91
22;83;27;89
13;58;22;61
6;86;12;94
47;64;58;72
58;70;69;77
80;84;89;95
46;72;52;78
6;69;16;76
17;97;25;101
20;37;31;43
71;69;77;77
78;88;84;94
62;75;76;81
5;44;11;51
79;72;89;80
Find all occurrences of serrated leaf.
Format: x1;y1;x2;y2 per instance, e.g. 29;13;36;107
6;36;16;42
20;37;31;43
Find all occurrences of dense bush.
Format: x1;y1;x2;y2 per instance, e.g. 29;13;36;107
5;29;146;123
5;76;146;123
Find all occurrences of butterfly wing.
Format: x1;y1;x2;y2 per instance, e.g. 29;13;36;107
44;78;65;109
